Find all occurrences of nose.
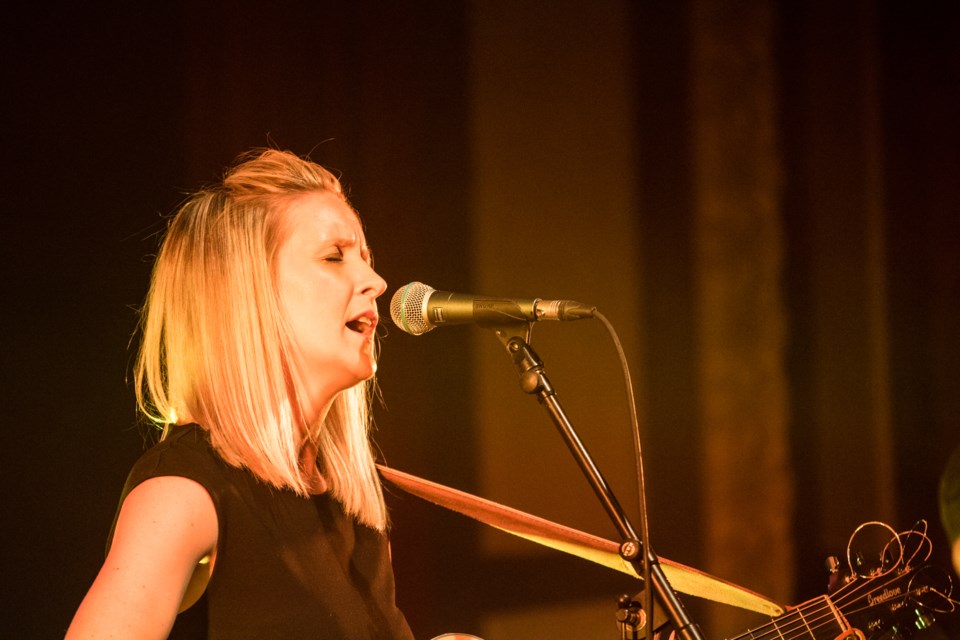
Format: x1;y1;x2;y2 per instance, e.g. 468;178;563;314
360;262;388;299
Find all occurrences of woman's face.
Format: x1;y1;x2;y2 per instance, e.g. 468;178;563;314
274;191;386;420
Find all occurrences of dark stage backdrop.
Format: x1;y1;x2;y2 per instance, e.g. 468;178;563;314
3;2;958;638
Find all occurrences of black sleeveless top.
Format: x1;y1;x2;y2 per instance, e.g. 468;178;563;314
109;423;415;640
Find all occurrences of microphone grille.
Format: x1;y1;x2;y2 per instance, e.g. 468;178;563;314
389;282;435;335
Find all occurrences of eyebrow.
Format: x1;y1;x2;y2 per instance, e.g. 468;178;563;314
332;235;373;264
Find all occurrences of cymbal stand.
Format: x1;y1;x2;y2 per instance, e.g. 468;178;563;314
616;593;646;639
489;327;704;640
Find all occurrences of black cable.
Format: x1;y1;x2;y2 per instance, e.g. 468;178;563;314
594;310;654;640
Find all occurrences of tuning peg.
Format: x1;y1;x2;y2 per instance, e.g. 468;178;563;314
825;555;841;574
825;555;844;592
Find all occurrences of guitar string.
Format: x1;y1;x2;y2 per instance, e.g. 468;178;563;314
727;528;955;640
728;576;957;640
726;564;956;640
729;567;904;640
728;596;842;640
744;574;933;640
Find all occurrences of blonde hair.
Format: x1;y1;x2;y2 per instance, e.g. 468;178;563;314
135;148;387;530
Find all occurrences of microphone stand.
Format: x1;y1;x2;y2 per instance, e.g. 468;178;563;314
489;325;704;640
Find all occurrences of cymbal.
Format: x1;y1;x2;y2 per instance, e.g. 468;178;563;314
379;465;784;617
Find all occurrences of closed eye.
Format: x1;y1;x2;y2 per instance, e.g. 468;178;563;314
322;246;345;262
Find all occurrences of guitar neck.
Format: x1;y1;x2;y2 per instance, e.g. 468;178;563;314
728;595;847;640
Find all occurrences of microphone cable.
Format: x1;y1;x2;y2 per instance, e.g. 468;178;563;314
595;309;654;640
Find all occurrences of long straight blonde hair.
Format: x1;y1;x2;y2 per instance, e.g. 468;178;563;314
135;148;387;530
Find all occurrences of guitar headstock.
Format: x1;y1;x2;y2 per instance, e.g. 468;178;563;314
827;521;957;638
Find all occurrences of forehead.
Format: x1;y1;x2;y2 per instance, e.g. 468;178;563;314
279;191;366;246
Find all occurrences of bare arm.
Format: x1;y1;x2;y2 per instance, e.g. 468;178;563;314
66;476;218;639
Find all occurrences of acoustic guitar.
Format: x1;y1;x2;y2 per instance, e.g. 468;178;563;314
431;521;955;640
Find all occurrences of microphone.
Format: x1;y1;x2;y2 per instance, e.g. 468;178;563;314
389;281;596;335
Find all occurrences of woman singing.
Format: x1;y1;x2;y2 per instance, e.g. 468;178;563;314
67;149;414;639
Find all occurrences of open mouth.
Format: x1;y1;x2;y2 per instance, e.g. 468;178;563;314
346;316;376;333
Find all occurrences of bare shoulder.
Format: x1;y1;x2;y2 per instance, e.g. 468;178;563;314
65;476;218;639
115;476;218;544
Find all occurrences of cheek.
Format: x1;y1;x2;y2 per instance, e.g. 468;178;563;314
288;289;331;331
281;275;344;337
278;275;321;336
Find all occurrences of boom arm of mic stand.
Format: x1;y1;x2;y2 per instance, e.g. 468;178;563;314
490;328;705;640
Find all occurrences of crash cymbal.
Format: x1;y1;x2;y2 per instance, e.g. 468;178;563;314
379;465;784;617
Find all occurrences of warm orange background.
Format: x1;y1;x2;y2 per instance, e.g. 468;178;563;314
4;2;957;638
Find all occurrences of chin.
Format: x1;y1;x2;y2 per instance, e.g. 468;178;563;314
349;360;378;385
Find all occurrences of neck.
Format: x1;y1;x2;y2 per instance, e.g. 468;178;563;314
298;437;329;494
298;398;333;494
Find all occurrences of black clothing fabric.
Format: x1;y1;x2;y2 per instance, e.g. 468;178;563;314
109;423;414;640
